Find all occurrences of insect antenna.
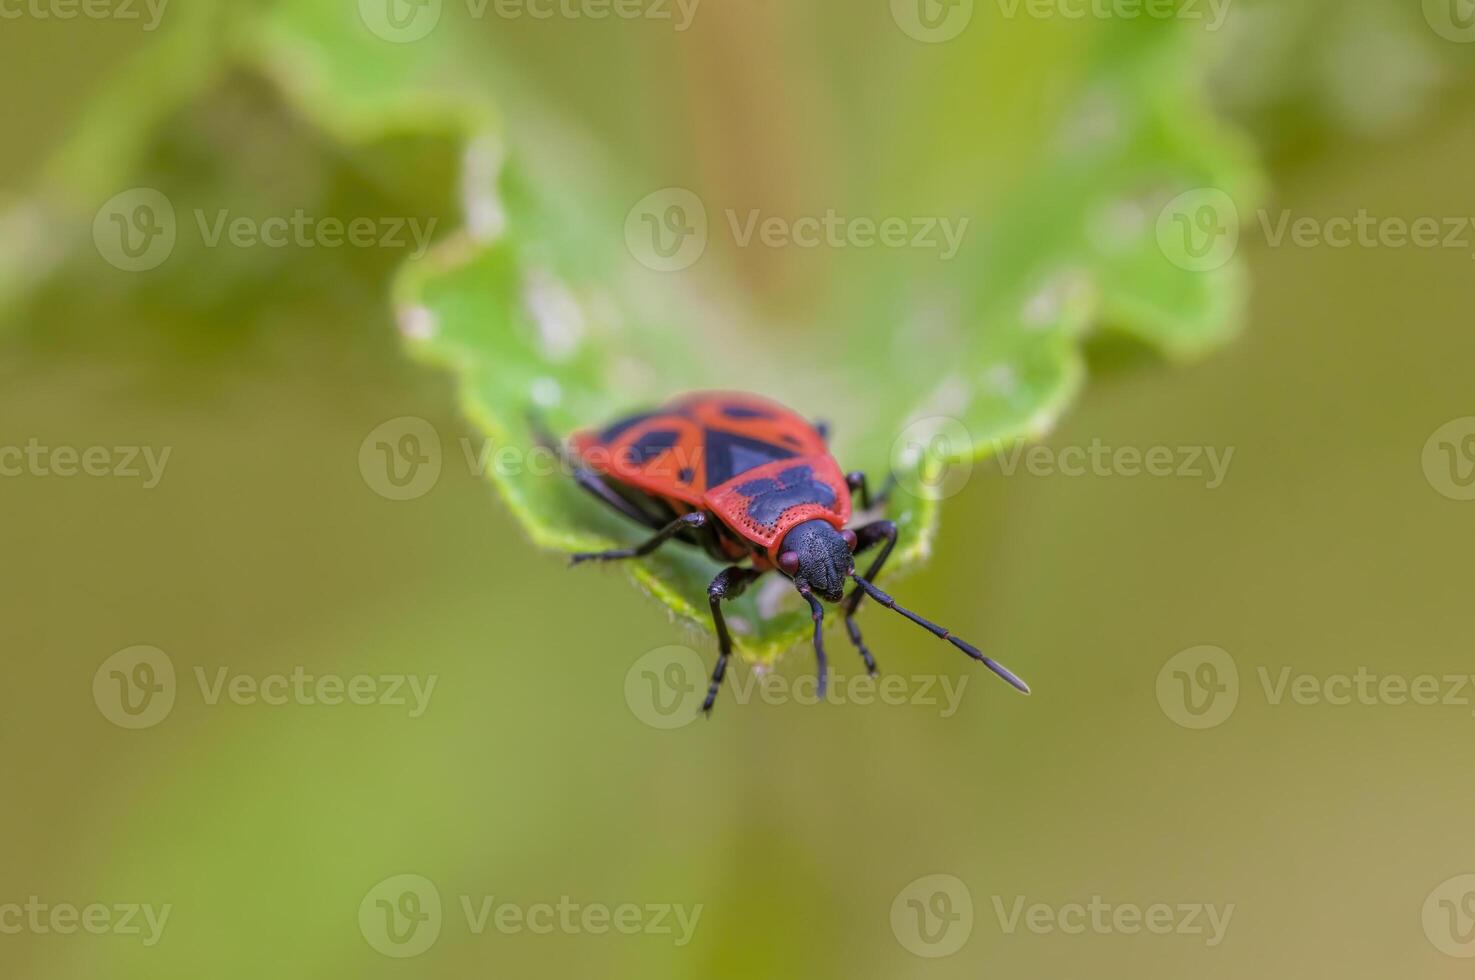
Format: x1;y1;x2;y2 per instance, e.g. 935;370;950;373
797;584;829;698
849;574;1030;694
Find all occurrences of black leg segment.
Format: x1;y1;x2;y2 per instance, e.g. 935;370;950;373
799;586;829;699
846;471;898;512
572;467;667;531
705;566;765;714
570;511;707;565
838;519;898;673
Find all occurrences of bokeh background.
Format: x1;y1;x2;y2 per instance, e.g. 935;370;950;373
4;1;1475;978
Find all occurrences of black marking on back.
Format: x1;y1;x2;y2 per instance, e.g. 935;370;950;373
735;465;836;526
734;477;779;497
720;405;774;420
600;411;658;443
704;430;796;486
624;429;680;465
677;467;695;484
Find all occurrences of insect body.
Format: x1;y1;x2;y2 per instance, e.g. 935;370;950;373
566;391;1029;713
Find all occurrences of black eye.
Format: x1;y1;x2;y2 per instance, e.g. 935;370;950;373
841;530;858;551
778;551;800;575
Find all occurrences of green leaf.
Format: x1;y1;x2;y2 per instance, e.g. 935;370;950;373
230;3;1258;661
5;4;1261;663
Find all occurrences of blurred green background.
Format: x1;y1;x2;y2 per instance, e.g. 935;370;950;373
4;2;1475;978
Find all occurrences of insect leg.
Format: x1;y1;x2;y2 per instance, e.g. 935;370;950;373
704;566;764;714
846;471;898;511
526;411;670;532
799;586;829;698
572;467;666;531
570;512;707;565
838;519;898;674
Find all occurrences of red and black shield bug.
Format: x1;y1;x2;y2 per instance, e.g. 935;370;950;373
563;391;1030;713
